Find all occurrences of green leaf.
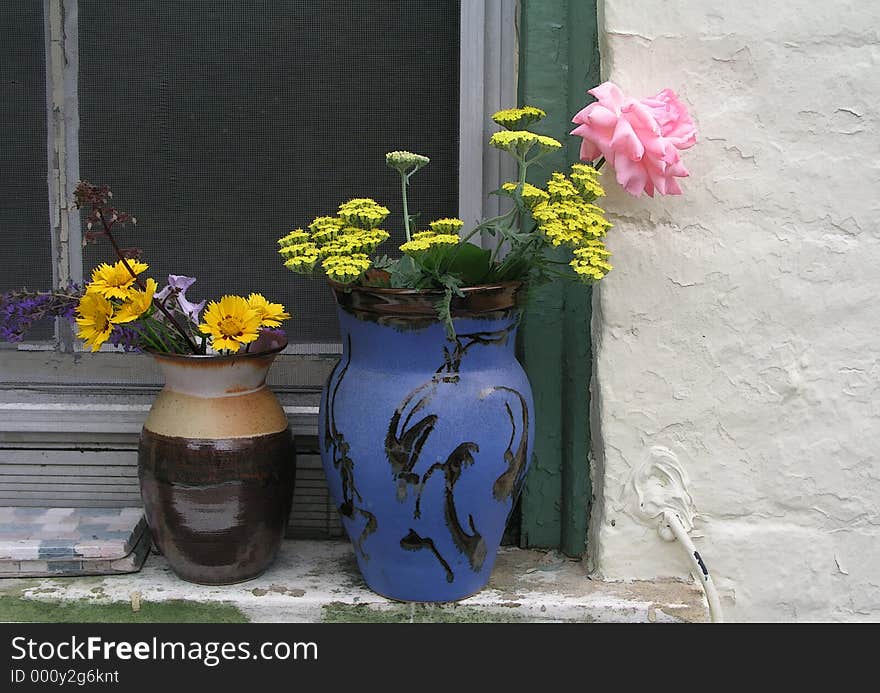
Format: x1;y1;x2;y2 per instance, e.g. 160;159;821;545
438;273;464;296
437;243;492;286
488;256;531;282
388;255;423;288
371;254;394;270
435;287;455;340
434;275;464;340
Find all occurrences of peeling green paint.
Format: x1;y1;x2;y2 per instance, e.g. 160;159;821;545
518;0;599;556
0;596;249;623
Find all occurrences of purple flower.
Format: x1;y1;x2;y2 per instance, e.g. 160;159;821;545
0;285;83;343
108;324;142;352
155;275;205;326
156;274;196;296
250;327;288;353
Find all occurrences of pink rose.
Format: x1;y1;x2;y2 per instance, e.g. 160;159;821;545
570;82;697;197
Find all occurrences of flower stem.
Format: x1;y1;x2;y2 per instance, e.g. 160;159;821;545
128;322;164;353
95;209;200;354
400;171;412;242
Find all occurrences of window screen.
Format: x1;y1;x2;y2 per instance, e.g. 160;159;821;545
79;0;460;347
0;2;52;341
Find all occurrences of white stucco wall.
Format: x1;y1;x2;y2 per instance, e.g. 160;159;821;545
590;0;880;621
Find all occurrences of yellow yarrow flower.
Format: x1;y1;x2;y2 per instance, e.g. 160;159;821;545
307;216;345;244
308;216;344;234
386;151;430;172
284;207;390;280
75;292;122;352
570;163;605;200
284;251;319;273
491;106;546;130
540;221;579;247
279;241;320;259
317;237;362;259
336;199;390;229
114;277;157;324
532;198;612;247
198;295;262;353
278;230;323;272
411;231;438;241
310;227;339;245
546;173;580;202
428;218;464;235
570;240;613;281
247;293;291;328
322;254;372;284
489;130;562;156
577;206;613;238
501;181;549;209
278;229;311;247
87;260;148;300
399;233;460;255
334;227;390;254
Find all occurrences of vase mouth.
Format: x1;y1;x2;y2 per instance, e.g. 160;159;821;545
327;279;523;297
147;335;288;364
328;280;525;325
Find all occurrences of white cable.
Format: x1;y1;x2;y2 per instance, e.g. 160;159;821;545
661;510;724;623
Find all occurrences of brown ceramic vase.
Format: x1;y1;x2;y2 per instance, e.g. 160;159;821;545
138;334;295;585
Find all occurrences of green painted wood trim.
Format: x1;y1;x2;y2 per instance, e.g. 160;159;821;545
517;0;599;556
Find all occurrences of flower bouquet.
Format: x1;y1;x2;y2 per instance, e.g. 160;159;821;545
274;82;696;601
2;182;291;355
1;181;297;585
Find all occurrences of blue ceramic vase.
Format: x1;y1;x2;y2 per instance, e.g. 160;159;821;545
320;282;534;602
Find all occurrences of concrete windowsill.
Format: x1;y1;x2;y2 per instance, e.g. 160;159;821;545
0;540;708;623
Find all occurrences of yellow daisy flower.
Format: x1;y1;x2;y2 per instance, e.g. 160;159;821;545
87;260;148;300
247;293;291;328
115;278;158;324
75;292;118;352
198;295;262;353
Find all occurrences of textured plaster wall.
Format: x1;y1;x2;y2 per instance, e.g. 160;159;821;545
590;0;880;621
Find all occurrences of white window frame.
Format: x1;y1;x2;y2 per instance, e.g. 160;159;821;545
0;0;517;451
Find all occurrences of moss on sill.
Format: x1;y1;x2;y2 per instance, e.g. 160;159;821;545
0;595;248;623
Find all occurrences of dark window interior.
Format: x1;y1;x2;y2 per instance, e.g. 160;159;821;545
0;2;52;340
79;0;461;346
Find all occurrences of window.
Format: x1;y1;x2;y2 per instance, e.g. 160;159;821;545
78;0;461;347
0;0;517;536
0;2;52;340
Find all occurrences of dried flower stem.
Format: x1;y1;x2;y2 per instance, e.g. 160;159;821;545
93;207;201;354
